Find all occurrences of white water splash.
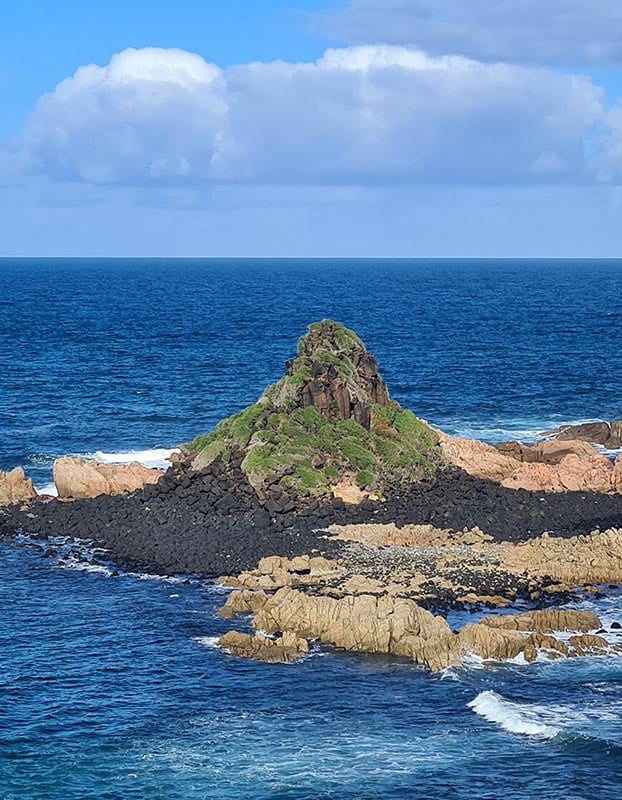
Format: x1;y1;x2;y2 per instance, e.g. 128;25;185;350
468;691;561;739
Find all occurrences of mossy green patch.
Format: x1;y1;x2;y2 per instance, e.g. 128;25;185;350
185;320;440;495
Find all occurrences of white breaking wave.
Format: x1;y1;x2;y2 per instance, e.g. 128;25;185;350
33;447;179;495
444;416;606;445
193;636;221;649
89;447;179;470
468;691;561;739
36;482;58;497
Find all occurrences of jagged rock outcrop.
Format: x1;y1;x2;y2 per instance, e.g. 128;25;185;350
252;586;456;670
53;457;163;500
187;320;440;497
218;580;608;670
479;608;600;634
0;467;37;506
287;319;390;430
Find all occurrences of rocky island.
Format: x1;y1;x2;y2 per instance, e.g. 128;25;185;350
3;320;622;671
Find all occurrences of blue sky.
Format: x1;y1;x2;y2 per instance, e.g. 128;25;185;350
2;0;622;257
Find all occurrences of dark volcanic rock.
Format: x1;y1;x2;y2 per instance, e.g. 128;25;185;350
3;457;622;577
555;420;622;448
288;319;390;430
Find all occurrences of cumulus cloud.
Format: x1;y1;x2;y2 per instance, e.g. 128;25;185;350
327;0;622;66
13;45;604;186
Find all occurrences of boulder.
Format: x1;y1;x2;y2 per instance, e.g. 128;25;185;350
332;479;368;505
458;623;526;662
568;634;609;657
220;589;269;618
501;454;616;493
53;456;163;500
557;421;612;444
438;433;521;482
0;467;37;506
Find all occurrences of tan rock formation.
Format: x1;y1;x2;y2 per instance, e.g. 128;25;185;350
480;609;600;634
253;586;458;670
438;433;520;481
0;467;37;506
500;528;622;586
218;581;607;670
501;453;616;493
220;589;269;618
53;456;163;499
439;430;621;494
568;634;610;657
458;623;526;662
219;630;309;663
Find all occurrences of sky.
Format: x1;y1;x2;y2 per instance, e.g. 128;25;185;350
2;0;622;257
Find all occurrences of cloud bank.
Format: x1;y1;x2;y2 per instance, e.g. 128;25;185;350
328;0;622;67
13;45;605;188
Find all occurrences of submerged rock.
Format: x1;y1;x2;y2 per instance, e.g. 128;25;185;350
219;630;309;663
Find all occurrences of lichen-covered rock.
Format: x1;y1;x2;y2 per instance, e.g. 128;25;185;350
0;467;37;506
53;457;163;499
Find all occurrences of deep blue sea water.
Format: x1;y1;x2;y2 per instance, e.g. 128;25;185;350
2;259;622;799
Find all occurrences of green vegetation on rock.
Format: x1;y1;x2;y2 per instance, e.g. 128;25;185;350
186;320;440;495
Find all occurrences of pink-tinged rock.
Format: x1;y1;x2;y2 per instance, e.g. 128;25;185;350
502;454;615;494
613;456;622;493
501;463;565;492
53;457;163;500
438;433;521;482
556;454;614;493
0;467;37;506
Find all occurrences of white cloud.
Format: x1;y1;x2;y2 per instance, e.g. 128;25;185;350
327;0;622;66
11;45;604;187
591;104;622;182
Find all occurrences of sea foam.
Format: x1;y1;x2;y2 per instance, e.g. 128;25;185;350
468;691;561;739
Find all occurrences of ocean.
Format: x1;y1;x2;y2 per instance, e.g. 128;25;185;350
2;258;622;799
